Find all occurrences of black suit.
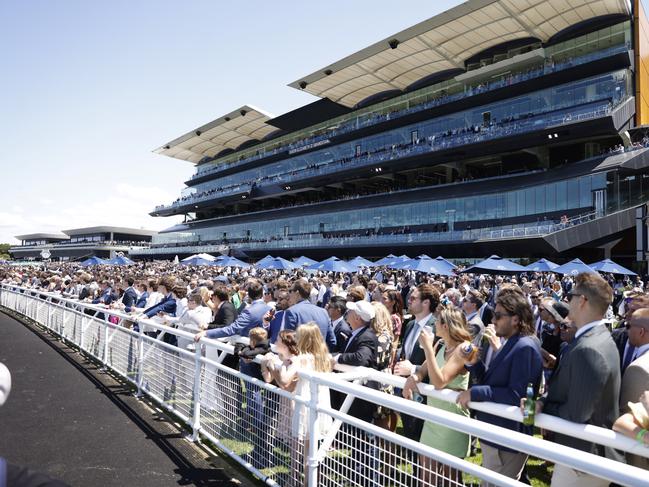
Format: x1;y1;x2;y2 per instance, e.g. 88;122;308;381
211;301;238;329
332;317;352;353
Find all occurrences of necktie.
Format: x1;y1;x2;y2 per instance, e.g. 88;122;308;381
622;344;636;373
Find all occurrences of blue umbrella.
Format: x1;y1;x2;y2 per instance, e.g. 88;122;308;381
257;257;298;270
216;256;250;268
461;255;526;274
525;258;559;272
255;255;275;267
372;254;398;267
395;255;455;275
589;259;637;276
106;255;135;265
435;256;457;271
307;257;355;273
181;257;213;266
553;258;598;276
348;256;374;268
294;256;318;267
381;255;411;268
79;256;108;266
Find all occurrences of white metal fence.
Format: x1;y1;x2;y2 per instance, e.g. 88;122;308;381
1;284;648;487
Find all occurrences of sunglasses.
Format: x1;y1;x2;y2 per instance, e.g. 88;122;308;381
493;311;512;320
566;291;586;301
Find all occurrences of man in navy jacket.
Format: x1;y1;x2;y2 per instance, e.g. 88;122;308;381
282;280;336;351
457;286;542;483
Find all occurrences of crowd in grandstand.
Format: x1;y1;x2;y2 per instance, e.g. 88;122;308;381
1;258;649;485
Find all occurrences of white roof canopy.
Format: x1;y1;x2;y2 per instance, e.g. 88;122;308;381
154;105;277;163
289;0;631;107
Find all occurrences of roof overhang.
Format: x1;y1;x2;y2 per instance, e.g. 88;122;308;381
289;0;631;108
153;105;276;163
62;226;157;237
14;233;69;241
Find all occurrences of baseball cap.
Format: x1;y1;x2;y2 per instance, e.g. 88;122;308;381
346;300;376;322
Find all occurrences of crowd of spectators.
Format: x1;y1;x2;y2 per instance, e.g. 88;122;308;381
2;258;649;485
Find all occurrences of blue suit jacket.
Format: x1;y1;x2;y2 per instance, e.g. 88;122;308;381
135;291;148;309
206;299;270;339
268;310;285;344
143;294;176;318
283;300;337;352
122;287;138;313
92;287;115;305
468;334;542;449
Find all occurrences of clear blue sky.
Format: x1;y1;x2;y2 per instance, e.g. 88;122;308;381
0;0;462;244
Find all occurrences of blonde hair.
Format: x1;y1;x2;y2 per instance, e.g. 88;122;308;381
371;302;394;340
438;307;471;343
248;327;268;345
296;322;331;372
198;286;211;305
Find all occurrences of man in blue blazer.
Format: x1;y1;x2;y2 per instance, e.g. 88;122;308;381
120;277;138;313
457;286;542;483
282;280;337;351
142;277;177;319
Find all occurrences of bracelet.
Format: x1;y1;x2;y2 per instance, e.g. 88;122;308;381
637;428;648;443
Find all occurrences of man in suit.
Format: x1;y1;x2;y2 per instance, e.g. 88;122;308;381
462;288;485;344
394;283;439;442
266;290;289;344
332;300;380;486
326;296;352;352
142;277;177;321
540;272;623;487
118;277;138;313
209;285;238;329
134;282;149;309
92;280;116;305
619;307;649;470
282;280;336;351
457;286;542;482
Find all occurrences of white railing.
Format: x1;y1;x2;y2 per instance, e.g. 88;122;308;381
1;284;648;487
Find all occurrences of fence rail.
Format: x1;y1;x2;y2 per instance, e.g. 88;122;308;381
1;284;647;487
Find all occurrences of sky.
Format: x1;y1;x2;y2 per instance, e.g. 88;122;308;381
0;0;463;244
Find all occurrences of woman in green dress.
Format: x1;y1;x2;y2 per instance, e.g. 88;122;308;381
403;306;472;485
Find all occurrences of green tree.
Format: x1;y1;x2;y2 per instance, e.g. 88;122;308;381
0;243;11;260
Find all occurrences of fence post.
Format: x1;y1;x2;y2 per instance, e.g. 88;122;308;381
135;323;145;397
189;342;203;442
306;374;321;487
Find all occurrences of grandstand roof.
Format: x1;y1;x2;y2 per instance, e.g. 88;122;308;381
62;226;157;237
15;233;69;241
289;0;631;108
153;105;277;163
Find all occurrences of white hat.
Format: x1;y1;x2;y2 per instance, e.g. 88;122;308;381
346;300;375;322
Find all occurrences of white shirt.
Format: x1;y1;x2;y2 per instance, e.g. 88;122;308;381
631;343;649;363
404;313;433;360
574;319;605;340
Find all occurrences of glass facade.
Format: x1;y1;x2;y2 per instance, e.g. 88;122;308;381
153;172;608;245
164;70;629;209
191;21;631;178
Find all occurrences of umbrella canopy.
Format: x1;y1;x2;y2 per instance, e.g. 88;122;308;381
348;256;374;268
258;257;298;270
435;256;457;271
525;258;559;273
106;256;135;265
394;255;455;275
182;253;216;262
181;257;213;266
378;255;410;268
372;254;399;266
553;258;598;276
307;257;355;273
79;256;108;266
461;255;526;274
255;255;275;266
589;259;637;276
294;256;318;267
216;256;250;268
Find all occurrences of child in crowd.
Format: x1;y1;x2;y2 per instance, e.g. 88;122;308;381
235;327;271;380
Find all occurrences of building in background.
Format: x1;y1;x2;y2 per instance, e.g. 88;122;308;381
133;0;649;268
10;226;156;261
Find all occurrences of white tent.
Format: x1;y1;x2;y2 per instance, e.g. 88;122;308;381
181;253;216;262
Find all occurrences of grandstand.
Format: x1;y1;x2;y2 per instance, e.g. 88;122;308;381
133;0;649;266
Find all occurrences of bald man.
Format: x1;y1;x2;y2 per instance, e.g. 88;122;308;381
620;307;649;410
